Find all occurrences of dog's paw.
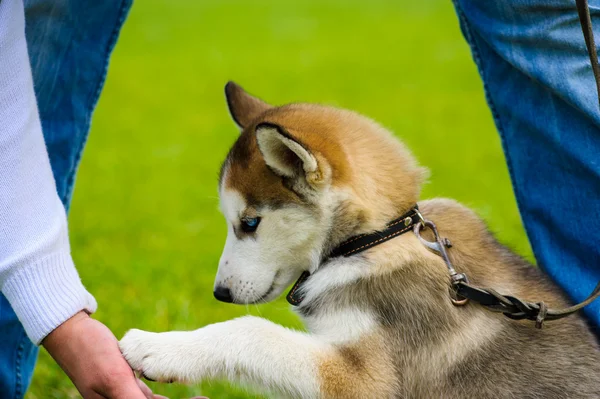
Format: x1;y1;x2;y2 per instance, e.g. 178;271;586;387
119;329;189;383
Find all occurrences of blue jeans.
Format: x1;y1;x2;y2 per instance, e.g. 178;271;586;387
452;0;600;333
0;1;132;398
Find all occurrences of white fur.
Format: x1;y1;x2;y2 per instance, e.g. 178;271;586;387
219;183;245;222
298;233;430;307
119;316;327;398
299;256;372;305
216;189;325;303
410;314;502;383
304;307;378;344
437;315;501;369
256;126;318;177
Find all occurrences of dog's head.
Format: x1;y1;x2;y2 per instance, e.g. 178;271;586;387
214;82;427;304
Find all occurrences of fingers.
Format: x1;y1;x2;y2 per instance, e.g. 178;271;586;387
107;384;150;399
137;377;177;399
136;379;157;399
136;378;210;399
98;370;150;399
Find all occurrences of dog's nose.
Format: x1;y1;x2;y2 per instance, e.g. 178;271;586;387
214;286;233;303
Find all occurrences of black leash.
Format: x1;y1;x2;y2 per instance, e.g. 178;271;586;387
576;0;600;109
413;217;600;329
454;280;600;328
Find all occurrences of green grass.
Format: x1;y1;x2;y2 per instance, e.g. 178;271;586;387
27;0;531;397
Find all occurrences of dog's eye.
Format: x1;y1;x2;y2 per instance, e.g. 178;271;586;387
240;217;261;233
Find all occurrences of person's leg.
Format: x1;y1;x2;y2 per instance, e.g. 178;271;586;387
452;0;600;331
0;296;38;399
0;1;133;397
25;0;133;209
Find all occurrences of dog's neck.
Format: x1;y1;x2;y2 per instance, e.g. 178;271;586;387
294;230;442;343
319;187;419;261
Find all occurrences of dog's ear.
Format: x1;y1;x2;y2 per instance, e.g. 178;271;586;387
225;81;272;130
256;123;330;188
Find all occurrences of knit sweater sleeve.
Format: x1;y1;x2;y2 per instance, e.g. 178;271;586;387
0;0;97;345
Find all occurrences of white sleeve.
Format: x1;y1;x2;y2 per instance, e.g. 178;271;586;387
0;0;97;345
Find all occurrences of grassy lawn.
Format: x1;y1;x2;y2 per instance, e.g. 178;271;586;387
27;0;531;397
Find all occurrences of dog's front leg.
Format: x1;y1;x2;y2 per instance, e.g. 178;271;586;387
119;316;328;398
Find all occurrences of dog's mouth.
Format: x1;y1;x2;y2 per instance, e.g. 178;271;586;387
237;270;281;305
246;283;277;304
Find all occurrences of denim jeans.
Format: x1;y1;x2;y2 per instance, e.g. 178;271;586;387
0;1;132;397
452;0;600;333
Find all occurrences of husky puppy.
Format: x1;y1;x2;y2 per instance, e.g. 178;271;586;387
120;83;600;398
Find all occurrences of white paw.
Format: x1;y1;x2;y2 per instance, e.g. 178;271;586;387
119;329;192;383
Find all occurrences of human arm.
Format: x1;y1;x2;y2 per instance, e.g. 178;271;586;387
0;1;163;397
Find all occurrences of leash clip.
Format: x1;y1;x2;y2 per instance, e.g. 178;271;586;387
413;217;469;306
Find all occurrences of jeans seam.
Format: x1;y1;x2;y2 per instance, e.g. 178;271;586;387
14;333;25;399
62;0;133;210
452;0;541;265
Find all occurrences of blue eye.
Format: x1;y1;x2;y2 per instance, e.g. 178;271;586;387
241;217;261;233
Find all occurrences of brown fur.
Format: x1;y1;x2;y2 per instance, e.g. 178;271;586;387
222;82;427;247
224;102;425;210
318;335;397;398
225;81;272;128
221;83;600;398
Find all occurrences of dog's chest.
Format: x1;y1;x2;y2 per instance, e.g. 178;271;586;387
299;306;379;344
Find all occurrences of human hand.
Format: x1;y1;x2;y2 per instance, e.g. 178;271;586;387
42;311;168;398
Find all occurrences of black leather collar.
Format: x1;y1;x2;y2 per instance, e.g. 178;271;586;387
286;206;420;305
